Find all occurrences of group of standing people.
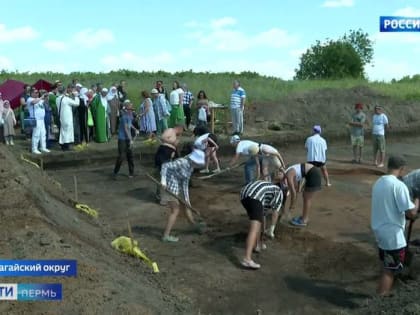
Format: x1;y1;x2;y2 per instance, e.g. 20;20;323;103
15;80;129;153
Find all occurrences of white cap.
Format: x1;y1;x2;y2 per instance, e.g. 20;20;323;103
75;83;82;88
188;149;205;166
151;88;159;94
101;88;108;93
230;135;240;144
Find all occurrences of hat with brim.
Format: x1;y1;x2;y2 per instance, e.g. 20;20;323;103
188;149;205;166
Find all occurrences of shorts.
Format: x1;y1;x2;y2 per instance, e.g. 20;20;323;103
351;135;364;147
241;197;264;223
308;161;325;168
160;189;186;206
373;135;386;153
378;247;406;273
304;167;322;192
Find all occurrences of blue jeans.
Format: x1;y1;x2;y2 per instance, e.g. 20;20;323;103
244;156;263;184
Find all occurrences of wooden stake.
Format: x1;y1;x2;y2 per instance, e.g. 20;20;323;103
73;175;78;202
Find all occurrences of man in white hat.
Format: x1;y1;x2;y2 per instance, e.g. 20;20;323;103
160;149;206;242
229;135;261;183
151;88;170;134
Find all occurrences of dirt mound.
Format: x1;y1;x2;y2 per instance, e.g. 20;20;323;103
0;146;192;314
245;86;420;139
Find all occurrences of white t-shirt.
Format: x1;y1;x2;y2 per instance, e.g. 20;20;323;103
169;88;184;105
236;140;259;156
372;113;388;136
194;133;210;151
305;134;327;163
371;174;415;250
286;164;303;182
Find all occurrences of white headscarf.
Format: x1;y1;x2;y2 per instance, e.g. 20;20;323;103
106;86;117;101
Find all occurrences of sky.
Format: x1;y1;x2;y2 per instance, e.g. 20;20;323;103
1;0;420;81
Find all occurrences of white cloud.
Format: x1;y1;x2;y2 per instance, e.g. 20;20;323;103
0;24;38;43
100;51;175;72
187;17;298;52
0;56;12;69
72;29;114;49
367;57;416;81
43;40;67;52
373;31;420;44
43;28;114;52
210;17;237;29
322;0;354;8
289;48;307;58
394;7;420;17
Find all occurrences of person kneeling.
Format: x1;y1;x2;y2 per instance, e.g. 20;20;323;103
240;178;283;269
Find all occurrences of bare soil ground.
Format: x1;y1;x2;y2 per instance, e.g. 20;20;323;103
2;131;420;315
2;85;420;315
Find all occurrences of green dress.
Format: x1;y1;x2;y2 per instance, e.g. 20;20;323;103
90;95;108;143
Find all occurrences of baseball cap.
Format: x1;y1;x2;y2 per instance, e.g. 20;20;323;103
151;88;159;94
230;135;240;144
313;125;322;134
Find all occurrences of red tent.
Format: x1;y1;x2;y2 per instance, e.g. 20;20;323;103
33;79;53;92
0;79;26;110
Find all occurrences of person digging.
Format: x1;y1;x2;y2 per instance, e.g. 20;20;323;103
160;149;207;242
240;177;284;269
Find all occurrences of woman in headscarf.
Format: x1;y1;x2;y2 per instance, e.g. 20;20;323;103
107;86;120;135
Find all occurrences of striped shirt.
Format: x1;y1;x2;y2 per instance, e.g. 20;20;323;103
240;180;283;212
230;87;246;109
161;157;194;205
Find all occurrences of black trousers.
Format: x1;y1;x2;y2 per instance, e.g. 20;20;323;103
78;105;89;143
183;105;191;128
114;139;134;176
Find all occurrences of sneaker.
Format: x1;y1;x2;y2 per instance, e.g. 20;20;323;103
10;140;14;146
213;168;221;173
199;168;210;174
41;148;50;153
32;150;42;155
162;235;179;242
377;163;384;168
326;183;332;187
241;259;261;269
264;229;275;239
254;243;267;253
290;216;308;227
128;174;134;179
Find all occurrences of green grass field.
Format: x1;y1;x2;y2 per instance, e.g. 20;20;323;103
1;70;420;108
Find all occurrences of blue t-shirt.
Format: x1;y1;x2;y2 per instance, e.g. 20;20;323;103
118;111;133;140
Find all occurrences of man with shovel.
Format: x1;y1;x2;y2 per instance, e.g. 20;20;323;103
371;156;418;296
